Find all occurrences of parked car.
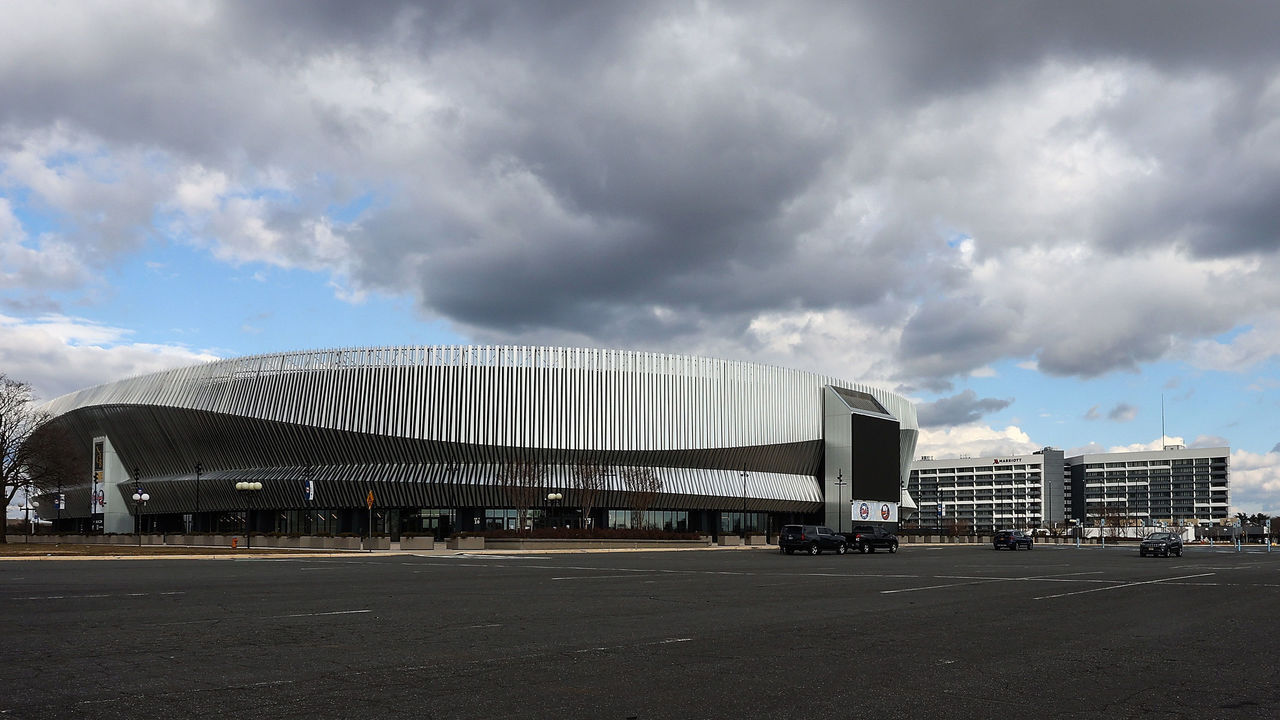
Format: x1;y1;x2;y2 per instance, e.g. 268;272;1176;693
1139;532;1183;557
845;525;898;553
779;524;848;555
993;529;1033;550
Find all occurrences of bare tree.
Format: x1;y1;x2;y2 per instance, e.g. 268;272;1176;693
498;460;546;533
1097;504;1132;540
1;374;78;543
620;466;662;529
571;460;608;529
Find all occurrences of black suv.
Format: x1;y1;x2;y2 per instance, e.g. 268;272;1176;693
993;529;1033;550
847;525;898;553
1139;532;1183;557
779;525;848;555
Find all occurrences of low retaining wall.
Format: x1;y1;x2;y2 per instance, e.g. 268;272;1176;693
479;537;713;550
400;536;436;550
15;533;375;550
447;536;486;550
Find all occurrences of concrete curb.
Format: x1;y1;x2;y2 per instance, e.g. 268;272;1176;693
0;542;784;561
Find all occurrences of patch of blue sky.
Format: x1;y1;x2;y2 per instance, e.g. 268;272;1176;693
1212;324;1252;343
226;184;297;205
4;188;69;236
946;232;971;249
953;357;1271;455
326;191;379;224
84;241;466;359
36;146;98;172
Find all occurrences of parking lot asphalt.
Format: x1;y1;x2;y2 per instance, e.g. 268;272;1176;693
3;544;1278;719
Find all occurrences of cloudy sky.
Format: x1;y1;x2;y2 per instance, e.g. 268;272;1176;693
3;1;1279;514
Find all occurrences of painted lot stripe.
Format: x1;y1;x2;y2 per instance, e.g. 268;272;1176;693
1034;573;1216;600
880;580;994;594
552;574;663;580
155;609;370;627
13;591;186;601
880;571;1104;595
275;609;372;619
571;637;692;654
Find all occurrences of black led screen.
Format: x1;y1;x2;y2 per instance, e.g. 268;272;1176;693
851;411;900;502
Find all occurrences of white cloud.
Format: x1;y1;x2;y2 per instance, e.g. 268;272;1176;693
745;308;902;385
0;197;91;290
1178;319;1280;372
173;164;229;213
0;314;218;401
1228;448;1280;516
915;423;1042;460
1106;436;1186;453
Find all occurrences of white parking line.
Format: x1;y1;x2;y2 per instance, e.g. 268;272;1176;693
1034;573;1215;600
12;591;186;601
570;637;692;654
880;580;993;594
155;609;371;626
273;609;371;619
880;571;1104;595
552;574;662;580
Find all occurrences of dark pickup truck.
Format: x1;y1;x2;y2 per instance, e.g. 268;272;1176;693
845;525;898;553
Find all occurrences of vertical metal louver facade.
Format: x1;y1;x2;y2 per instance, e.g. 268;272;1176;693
39;346;918;517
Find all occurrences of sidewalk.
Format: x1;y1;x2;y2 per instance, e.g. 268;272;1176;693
0;540;781;561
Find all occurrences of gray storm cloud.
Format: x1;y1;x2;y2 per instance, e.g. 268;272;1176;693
917;390;1014;428
3;1;1279;388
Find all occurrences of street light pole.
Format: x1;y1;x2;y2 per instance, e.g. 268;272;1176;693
235;481;263;549
23;484;33;540
194;461;202;532
547;492;562;528
834;469;848;534
131;467;150;547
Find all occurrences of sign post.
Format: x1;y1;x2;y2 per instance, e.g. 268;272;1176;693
366;490;375;548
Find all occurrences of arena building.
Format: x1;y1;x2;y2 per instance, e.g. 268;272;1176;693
34;346;919;539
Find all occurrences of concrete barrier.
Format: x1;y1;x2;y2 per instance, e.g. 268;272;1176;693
400;536;436;550
481;537;711;550
447;536;486;550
